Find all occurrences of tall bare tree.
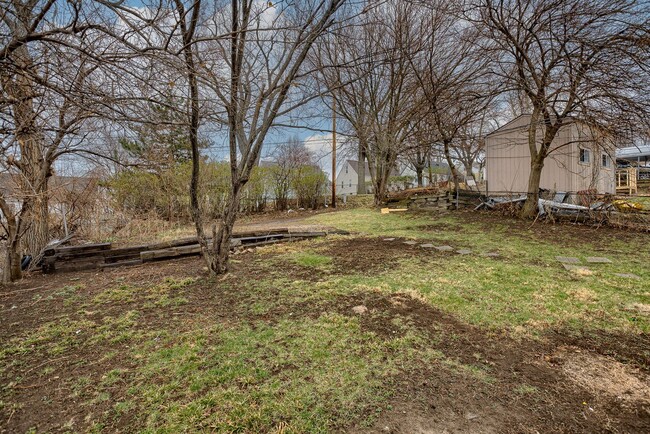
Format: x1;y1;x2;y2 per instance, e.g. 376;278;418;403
0;0;109;281
317;0;424;205
408;0;495;193
170;0;347;273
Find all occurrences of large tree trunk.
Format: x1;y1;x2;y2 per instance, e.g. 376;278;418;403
21;176;49;257
521;157;544;218
3;240;22;283
368;159;392;206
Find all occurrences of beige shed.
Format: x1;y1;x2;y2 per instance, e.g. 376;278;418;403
484;115;615;195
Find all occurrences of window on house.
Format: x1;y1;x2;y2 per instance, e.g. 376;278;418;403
345;165;348;174
602;153;611;168
579;148;590;164
341;181;344;188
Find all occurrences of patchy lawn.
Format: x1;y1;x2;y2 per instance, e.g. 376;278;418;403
1;209;649;433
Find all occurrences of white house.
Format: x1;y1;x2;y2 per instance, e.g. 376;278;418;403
336;160;407;195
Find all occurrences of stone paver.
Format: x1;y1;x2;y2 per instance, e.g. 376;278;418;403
585;257;612;263
615;273;641;280
556;256;581;264
403;241;417;245
434;245;454;251
420;243;434;248
456;249;473;255
562;264;591;273
383;238;395;242
481;252;500;257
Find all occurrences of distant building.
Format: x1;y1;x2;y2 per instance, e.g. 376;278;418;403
485;115;615;195
336;160;405;195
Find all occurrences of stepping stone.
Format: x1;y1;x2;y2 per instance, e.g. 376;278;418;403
556;256;580;264
403;241;417;245
615;273;641;280
456;249;473;255
383;238;395;242
586;257;612;264
434;245;454;251
562;264;591;274
481;252;500;257
420;243;435;248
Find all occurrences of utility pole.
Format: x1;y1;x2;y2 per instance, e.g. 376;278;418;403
331;96;337;208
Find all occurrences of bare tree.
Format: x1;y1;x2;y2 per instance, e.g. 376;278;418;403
0;1;109;281
474;0;650;217
268;137;311;211
317;1;424;205
172;0;347;273
407;0;495;193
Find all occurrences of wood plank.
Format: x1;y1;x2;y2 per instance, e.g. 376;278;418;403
47;242;111;256
99;259;143;269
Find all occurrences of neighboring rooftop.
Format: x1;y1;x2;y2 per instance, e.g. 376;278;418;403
616;144;650;162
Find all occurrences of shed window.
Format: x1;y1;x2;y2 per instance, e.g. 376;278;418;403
602;153;611;168
579;148;590;164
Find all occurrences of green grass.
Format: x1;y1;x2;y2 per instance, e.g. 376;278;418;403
290;251;333;268
2;208;649;432
307;209;650;334
120;315;437;433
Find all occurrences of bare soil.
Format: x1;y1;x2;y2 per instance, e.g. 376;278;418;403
1;231;649;433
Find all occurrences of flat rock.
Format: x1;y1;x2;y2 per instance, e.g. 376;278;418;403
403;241;417;245
586;257;612;263
562;264;592;274
482;252;500;257
456;249;473;255
556;256;581;264
420;243;435;248
383;238;396;242
352;305;368;314
434;245;454;251
615;273;641;279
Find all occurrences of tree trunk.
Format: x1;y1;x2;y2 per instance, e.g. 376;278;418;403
521;157;544;218
356;145;366;194
3;241;22;283
371;162;391;206
0;197;22;282
416;167;424;187
210;183;244;273
442;139;461;192
22;179;49;257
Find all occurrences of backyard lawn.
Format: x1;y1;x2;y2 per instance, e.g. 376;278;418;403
1;209;649;433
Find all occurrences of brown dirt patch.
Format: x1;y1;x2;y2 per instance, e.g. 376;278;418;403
322;237;435;275
552;346;650;406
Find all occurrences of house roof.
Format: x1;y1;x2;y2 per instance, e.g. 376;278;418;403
485;114;580;138
346;159;371;174
616;144;650;161
345;160;401;177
